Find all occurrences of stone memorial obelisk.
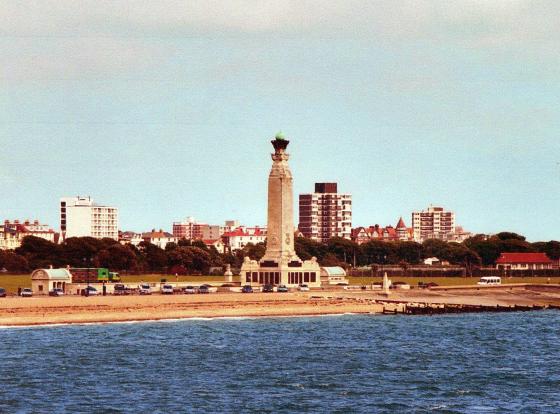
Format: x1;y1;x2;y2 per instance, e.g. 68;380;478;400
240;133;321;287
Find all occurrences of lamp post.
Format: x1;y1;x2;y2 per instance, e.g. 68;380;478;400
83;257;90;297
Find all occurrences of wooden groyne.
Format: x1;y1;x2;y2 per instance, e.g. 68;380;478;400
376;300;558;315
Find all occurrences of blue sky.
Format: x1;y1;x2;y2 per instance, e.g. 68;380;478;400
1;0;559;241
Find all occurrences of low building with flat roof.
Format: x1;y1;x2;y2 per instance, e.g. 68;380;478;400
31;268;72;295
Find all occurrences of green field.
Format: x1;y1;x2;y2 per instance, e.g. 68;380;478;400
0;274;31;294
1;274;558;295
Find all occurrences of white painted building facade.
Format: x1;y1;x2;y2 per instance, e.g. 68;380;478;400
60;196;118;240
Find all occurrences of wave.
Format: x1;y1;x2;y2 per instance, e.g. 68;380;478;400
0;312;376;330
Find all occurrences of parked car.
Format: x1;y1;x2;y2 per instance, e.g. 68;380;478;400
20;288;33;297
262;284;274;293
82;286;98;296
49;288;64;297
198;285;210;294
418;282;439;289
277;285;289;293
298;284;310;292
113;284;129;295
0;288;6;298
241;285;253;293
183;286;196;294
139;284;151;295
161;284;174;295
477;276;501;286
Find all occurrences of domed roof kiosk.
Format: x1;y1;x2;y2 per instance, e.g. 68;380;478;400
31;268;72;295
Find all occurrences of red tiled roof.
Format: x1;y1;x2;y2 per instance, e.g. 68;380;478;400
396;217;406;229
495;253;553;264
223;227;265;237
203;239;221;245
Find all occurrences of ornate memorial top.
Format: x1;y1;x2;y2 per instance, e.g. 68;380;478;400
271;131;289;152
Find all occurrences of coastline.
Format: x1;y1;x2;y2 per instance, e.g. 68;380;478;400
0;293;384;327
2;285;560;328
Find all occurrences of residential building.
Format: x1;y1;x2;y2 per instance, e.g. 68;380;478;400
412;206;455;242
172;216;196;239
60;196;118;240
141;230;177;250
119;231;144;246
495;253;555;270
299;183;352;242
0;219;56;250
221;220;240;235
221;226;267;251
172;217;221;241
351;218;414;245
202;239;226;254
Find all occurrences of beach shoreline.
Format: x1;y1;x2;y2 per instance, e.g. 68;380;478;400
2;285;560;327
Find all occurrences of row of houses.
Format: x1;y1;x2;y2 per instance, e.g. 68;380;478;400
0;220;57;250
119;226;267;254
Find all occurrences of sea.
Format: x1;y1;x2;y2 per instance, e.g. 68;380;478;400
2;311;560;413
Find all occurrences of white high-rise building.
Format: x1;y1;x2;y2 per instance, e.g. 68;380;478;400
411;206;455;242
60;196;118;240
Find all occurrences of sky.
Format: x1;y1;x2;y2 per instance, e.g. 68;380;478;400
1;0;559;241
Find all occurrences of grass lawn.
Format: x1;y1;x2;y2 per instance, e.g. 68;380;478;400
0;274;233;294
1;273;558;295
0;274;31;294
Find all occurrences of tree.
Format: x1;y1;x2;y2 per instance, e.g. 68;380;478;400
326;237;362;266
295;237;327;261
496;232;526;241
95;244;139;271
446;243;481;275
138;241;168;272
61;237;104;266
0;251;29;272
361;240;395;265
422;239;450;260
167;246;211;274
464;237;502;266
395;241;423;265
16;235;64;269
320;253;346;267
533;241;560;260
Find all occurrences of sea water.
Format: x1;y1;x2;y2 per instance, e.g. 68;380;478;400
1;311;560;413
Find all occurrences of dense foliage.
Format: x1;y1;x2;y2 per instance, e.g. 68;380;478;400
0;232;557;274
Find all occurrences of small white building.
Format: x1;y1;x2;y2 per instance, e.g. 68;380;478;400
31;268;72;295
320;266;349;286
424;257;441;266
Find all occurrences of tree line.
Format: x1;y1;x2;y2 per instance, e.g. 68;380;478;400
0;232;558;275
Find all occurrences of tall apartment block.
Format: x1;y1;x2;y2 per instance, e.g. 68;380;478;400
411;205;455;242
60;196;119;240
298;183;352;242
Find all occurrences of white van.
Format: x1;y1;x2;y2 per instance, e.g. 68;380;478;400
477;276;501;286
